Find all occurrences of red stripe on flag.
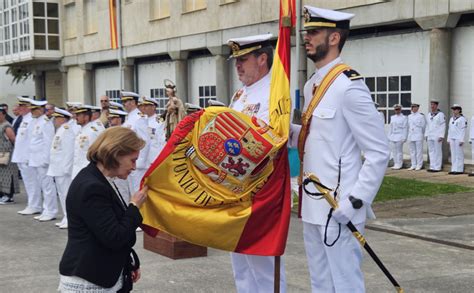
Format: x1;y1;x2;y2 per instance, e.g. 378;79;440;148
223;112;247;132
234;147;291;256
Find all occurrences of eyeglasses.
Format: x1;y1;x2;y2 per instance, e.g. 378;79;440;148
100;100;109;102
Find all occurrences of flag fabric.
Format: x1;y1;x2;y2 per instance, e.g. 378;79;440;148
109;0;118;49
140;0;295;256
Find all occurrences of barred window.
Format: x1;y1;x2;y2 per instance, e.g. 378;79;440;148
150;88;167;114
198;85;216;108
365;75;411;124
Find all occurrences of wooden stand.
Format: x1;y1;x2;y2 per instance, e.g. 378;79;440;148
143;232;207;259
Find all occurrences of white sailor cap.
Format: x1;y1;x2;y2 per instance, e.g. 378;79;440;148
185;103;202;112
29;100;48;109
302;6;354;30
208;100;226;107
108;109;128;118
121;91;140;102
51;107;72;118
89;105;101;113
73;105;92;114
142;96;158;106
374;102;380;107
393;104;402;109
17;96;33;105
109;101;124;110
411;103;420;107
430;99;439;104
227;33;274;58
451;104;462;110
66;101;82;108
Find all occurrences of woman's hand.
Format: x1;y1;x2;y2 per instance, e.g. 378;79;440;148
131;268;141;283
130;186;148;208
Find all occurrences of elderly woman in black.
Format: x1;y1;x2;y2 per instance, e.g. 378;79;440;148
59;127;148;292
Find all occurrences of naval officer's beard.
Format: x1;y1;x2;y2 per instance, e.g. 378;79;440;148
306;38;329;63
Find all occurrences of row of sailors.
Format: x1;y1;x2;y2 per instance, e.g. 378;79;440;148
12;92;167;228
386;101;473;174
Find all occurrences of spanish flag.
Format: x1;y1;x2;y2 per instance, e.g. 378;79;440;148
140;0;294;256
109;0;118;49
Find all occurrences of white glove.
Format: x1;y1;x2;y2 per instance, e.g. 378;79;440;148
332;198;356;225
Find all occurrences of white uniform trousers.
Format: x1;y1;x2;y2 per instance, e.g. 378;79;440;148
35;167;58;217
409;141;423;169
231;253;286;293
471;140;474;165
128;168;147;194
54;175;72;223
449;139;464;172
303;221;365;293
18;163;42;212
427;139;443;171
390;141;404;168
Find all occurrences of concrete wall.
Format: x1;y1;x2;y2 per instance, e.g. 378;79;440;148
0;67;35;109
187;56;216;105
45;71;64;106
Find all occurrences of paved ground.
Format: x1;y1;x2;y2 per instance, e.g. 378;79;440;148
1;168;473;292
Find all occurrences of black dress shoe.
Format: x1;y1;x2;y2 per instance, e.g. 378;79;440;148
427;169;434;172
431;169;441;172
448;172;455;175
469;173;474;177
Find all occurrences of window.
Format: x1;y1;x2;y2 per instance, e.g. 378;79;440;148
84;0;97;34
198;85;216;108
183;0;206;13
105;90;121;103
150;0;169;19
64;3;76;38
33;1;59;50
365;75;412;124
0;0;30;55
150;88;167;114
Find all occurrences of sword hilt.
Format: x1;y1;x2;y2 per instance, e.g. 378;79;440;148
304;172;338;209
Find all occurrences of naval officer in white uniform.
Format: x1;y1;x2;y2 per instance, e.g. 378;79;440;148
290;6;389;292
12;97;42;215
141;97;166;168
121;91;150;193
28;100;58;222
47;108;76;228
407;103;426;170
227;33;287;293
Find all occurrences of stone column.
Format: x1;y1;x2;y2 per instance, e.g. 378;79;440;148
169;51;189;103
428;28;452;163
80;64;94;105
59;66;68;105
33;71;45;100
122;59;135;92
214;54;229;105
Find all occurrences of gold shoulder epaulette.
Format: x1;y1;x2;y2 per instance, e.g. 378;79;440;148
91;126;97;132
44;116;50;121
63;124;70;129
343;69;363;81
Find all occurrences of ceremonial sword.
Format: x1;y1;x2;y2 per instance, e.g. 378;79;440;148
304;172;404;293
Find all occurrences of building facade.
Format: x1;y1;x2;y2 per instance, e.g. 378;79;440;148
0;0;473;162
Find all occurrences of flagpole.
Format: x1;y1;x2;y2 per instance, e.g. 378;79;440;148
116;0;124;91
274;256;281;293
294;0;302;110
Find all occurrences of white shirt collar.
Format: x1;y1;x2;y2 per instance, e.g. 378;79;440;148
315;57;343;82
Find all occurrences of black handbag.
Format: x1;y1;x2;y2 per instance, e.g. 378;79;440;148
118;249;140;293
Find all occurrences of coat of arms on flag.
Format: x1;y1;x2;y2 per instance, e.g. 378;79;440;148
140;107;291;256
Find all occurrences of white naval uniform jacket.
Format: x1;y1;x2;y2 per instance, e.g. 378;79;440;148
448;115;467;141
72;121;102;178
93;118;106;132
47;123;76;177
123;108;150;169
28;115;55;168
408;112;426;141
229;72;271;124
11;112;33;164
425;111;446;140
290;57;390;226
388;114;408;142
146;114;166;168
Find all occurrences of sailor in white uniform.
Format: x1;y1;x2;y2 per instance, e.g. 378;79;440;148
469;115;474;176
388;104;408;169
425;100;446;172
407;103;426;170
227;33;287;293
447;104;467;174
90;105;106;132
